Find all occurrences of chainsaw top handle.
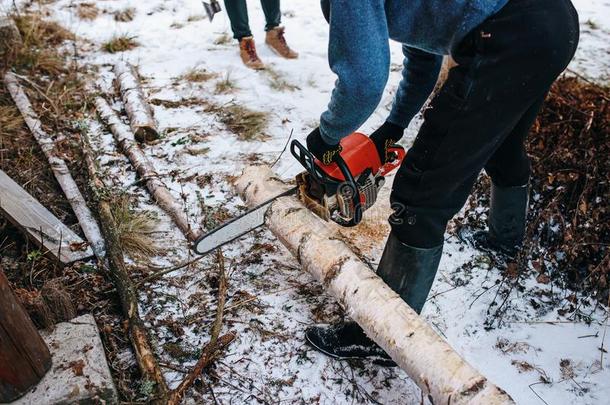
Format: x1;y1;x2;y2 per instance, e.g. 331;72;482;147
290;139;362;226
290;139;330;184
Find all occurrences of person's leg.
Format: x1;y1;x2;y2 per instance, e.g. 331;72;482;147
467;94;546;251
260;0;281;31
484;94;547;188
263;0;298;59
224;0;252;39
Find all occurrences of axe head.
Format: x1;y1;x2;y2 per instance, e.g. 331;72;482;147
203;0;222;21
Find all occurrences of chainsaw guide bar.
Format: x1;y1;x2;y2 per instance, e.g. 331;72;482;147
193;187;296;255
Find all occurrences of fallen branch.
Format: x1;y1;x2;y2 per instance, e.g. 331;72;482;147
81;129;169;403
136;253;205;287
235;165;515;405
95;96;200;241
113;61;159;142
3;72;106;259
168;249;232;405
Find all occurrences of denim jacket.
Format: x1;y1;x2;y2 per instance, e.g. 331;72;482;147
319;0;508;144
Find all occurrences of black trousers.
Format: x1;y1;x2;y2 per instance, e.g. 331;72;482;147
390;0;580;248
224;0;281;39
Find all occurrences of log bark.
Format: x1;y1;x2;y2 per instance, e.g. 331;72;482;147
3;72;106;259
95;96;200;242
235;165;515;405
81;130;169;403
113;61;159;142
0;267;51;402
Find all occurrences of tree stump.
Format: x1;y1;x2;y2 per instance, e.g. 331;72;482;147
0;268;52;402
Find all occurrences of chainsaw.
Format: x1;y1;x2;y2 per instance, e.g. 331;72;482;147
193;132;405;255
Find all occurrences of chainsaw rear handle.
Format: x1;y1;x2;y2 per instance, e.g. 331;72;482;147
290;139;363;226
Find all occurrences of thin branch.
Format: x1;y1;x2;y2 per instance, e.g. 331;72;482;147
167;249;232;404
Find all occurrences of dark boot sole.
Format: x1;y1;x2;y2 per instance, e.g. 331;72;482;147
304;333;397;367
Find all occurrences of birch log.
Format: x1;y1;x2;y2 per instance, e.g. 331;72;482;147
113;62;159;142
235;165;515;405
3;72;106;259
95;97;200;242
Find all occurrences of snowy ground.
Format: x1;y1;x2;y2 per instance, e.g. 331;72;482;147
3;0;609;403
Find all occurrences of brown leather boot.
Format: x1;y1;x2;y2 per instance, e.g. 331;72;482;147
239;37;265;70
265;27;298;59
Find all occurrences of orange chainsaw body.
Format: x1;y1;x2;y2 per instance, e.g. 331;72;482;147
291;132;406;226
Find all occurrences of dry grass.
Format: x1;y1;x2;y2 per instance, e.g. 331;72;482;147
214;33;232;45
265;66;300;92
2;13;74;75
114;7;136;22
0;105;23;136
181;67;217;83
102;35;139;53
13;14;74;47
187;14;205;22
214;72;237;94
76;3;100;20
111;197;160;259
205;103;269;141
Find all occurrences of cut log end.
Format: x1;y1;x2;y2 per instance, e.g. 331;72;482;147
134;126;159;143
112;61;159;142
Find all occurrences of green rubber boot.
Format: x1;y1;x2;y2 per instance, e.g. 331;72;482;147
376;232;443;314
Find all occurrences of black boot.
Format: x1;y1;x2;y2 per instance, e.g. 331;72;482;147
305;233;442;363
376;232;443;314
305;321;395;365
460;181;529;256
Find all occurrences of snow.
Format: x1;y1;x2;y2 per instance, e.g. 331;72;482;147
2;0;609;403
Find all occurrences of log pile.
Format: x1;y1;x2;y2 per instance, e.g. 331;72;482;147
235;165;515;405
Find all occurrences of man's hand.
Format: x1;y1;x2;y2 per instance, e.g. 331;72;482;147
370;121;405;164
307;127;342;165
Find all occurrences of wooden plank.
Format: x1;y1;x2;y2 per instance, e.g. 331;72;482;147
0;170;93;264
0;267;52;402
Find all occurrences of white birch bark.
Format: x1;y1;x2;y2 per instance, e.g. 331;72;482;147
95;97;200;242
113;61;158;142
235;165;515;405
3;72;106;259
